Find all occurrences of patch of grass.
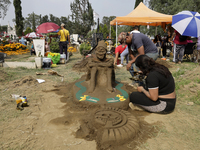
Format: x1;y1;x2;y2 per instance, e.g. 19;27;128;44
175;79;191;90
194;77;200;83
189;83;197;88
177;92;186;99
189;91;200;105
172;68;185;78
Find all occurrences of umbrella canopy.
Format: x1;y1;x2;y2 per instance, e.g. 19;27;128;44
25;32;43;38
172;11;200;37
36;22;60;33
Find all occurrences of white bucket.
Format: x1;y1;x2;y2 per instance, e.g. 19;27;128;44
60;54;66;64
42;58;51;69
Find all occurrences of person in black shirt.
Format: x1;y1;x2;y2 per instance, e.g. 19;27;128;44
129;55;176;114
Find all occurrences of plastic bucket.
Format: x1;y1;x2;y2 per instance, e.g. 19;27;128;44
60;54;66;64
42;58;51;69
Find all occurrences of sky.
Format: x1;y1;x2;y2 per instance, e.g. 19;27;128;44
0;0;149;27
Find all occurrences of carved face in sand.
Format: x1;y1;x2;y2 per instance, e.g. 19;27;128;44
96;46;107;60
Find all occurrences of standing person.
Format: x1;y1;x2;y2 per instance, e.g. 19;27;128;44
171;30;187;64
162;30;172;57
186;36;193;43
129;55;176;114
44;37;52;56
30;40;36;55
125;32;159;77
195;36;200;63
114;32;129;66
50;23;70;59
130;25;140;34
154;34;162;57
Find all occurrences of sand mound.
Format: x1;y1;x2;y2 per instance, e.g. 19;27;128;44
12;76;38;87
156;58;172;68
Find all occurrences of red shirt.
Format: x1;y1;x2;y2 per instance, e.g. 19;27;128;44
173;30;188;45
115;45;127;54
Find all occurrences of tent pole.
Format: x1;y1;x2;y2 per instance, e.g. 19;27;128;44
116;22;118;47
155;26;157;35
109;25;111;51
109;25;111;39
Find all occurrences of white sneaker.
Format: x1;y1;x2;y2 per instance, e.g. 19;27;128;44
123;63;127;66
117;64;123;67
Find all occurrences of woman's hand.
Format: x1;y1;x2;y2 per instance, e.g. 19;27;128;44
137;86;144;92
126;62;132;70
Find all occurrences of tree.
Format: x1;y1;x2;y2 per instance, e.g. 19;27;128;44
110;26;115;37
60;16;73;34
32;12;36;32
41;15;49;23
70;0;93;37
0;0;11;19
24;27;33;36
13;0;24;36
102;24;109;39
135;0;143;8
101;16;116;30
24;12;40;32
149;0;200;15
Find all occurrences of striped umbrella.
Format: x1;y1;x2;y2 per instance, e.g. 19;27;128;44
172;11;200;37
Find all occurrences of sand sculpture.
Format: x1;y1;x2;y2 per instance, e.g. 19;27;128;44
71;40;142;149
72;40;129;110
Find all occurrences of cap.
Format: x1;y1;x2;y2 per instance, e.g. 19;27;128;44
61;23;65;27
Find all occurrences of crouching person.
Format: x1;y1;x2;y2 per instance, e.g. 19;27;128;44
129;55;176;114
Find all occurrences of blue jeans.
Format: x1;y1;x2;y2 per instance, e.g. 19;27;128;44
129;53;159;77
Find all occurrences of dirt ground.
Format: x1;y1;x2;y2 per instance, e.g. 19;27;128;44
0;53;200;150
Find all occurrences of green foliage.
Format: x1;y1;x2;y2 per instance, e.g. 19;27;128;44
85;29;96;39
41;15;49;23
24;12;41;32
24;27;33;36
0;0;11;19
135;0;143;8
79;42;91;54
49;38;60;53
102;24;109;39
13;0;24;36
101;16;116;30
32;12;36;31
110;26;116;44
70;0;93;37
149;0;200;15
190;91;200;105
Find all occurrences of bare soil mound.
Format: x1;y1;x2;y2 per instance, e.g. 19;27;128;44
12;76;38;87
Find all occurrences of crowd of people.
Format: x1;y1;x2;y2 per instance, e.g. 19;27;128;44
29;24;200;114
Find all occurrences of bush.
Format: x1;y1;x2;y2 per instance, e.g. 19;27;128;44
50;38;60;53
79;42;91;55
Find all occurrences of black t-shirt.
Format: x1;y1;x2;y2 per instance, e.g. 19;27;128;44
146;71;175;95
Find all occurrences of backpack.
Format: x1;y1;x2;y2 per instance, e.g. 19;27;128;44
179;35;188;42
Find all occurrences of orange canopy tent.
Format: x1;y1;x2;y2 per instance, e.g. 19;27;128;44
110;2;172;27
110;2;172;46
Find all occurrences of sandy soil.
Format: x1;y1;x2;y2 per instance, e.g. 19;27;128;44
0;54;200;150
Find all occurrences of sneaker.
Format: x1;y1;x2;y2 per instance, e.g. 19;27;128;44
117;64;123;67
123;63;127;66
129;102;144;111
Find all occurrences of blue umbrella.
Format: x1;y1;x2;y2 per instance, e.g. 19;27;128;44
172;11;200;37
